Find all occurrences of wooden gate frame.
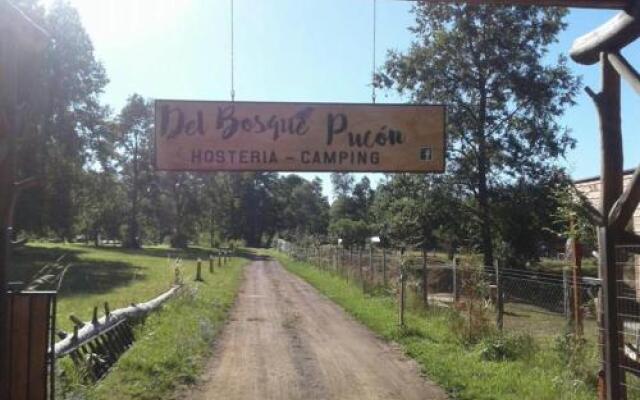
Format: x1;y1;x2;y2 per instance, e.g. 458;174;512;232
2;1;640;399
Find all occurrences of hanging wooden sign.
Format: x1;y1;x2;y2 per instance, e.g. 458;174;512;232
154;100;446;173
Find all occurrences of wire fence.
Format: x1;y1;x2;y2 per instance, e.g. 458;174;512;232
613;245;640;397
281;243;602;344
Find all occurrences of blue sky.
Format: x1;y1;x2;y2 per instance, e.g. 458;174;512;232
48;0;640;199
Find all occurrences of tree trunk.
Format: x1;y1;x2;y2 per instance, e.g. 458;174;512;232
477;82;493;267
127;129;140;248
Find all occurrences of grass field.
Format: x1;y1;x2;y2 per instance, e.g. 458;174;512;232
11;242;229;331
269;249;599;400
10;242;248;399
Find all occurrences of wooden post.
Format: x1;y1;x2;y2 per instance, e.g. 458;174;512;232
209;254;214;273
563;267;570;319
422;249;429;307
369;245;374;285
572;239;584;336
218;249;222;267
382;247;387;286
399;252;406;328
452;257;458;303
495;260;504;331
359;247;365;292
593;52;624;400
195;259;203;281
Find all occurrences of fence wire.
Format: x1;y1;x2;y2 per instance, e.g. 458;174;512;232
286;245;601;340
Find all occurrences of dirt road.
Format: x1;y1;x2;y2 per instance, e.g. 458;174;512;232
189;258;448;400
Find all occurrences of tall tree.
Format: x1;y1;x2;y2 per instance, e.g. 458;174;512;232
376;5;579;266
117;94;153;248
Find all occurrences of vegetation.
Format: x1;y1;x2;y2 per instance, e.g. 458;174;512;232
273;250;598;400
376;4;580;266
59;251;247;399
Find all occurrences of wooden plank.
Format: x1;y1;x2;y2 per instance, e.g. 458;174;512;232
416;0;629;8
10;295;30;400
0;294;13;399
154;100;446;173
28;295;49;400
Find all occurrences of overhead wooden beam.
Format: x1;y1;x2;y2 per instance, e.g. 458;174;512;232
609;163;640;232
609;52;640;94
412;0;630;9
570;2;640;65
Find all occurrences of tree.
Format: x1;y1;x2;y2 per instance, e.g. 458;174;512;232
117;94;153;248
13;0;110;240
376;5;579;266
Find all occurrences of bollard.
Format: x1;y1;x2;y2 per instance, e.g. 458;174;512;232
209;254;214;273
218;250;222;267
195;258;203;281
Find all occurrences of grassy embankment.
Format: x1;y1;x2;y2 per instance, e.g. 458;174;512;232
269;249;598;400
11;243;248;400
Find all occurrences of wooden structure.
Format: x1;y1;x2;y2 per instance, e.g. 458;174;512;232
154;100;446;173
2;291;56;400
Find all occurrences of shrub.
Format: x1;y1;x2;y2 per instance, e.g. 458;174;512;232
478;333;536;361
450;263;494;345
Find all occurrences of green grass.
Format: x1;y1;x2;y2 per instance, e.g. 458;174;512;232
269;250;598;400
81;255;247;400
11;242;228;331
11;242;248;399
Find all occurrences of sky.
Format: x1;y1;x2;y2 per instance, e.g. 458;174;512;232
43;0;640;200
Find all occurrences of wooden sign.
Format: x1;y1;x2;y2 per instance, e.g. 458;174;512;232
154;100;445;173
420;0;629;9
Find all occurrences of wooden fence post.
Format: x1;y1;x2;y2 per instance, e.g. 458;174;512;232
495;260;503;331
209;254;214;273
359;247;364;292
217;250;221;268
572;239;584;337
399;259;406;328
452;257;458;303
195;259;203;281
382;247;387;286
422;249;429;307
563;267;570;319
369;245;374;286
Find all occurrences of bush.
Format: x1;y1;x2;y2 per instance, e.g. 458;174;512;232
553;330;598;388
450;263;494;345
478;333;536;361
